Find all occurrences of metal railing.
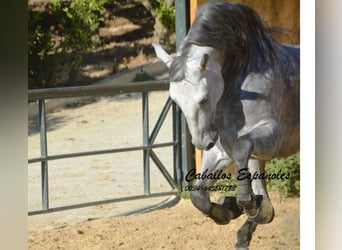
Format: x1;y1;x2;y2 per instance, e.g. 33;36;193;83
28;80;185;215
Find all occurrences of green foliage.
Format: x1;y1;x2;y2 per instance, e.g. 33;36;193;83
180;190;191;199
180;181;192;199
28;0;108;88
265;154;300;198
54;0;106;51
149;0;175;31
28;9;57;87
51;0;107;79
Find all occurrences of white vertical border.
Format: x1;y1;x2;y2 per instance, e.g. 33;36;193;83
300;0;315;249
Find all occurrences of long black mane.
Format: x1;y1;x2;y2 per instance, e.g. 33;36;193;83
172;2;285;95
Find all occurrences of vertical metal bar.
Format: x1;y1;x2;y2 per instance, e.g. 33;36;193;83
142;92;150;194
181;117;194;175
175;0;194;189
175;0;190;50
172;100;182;191
39;100;49;210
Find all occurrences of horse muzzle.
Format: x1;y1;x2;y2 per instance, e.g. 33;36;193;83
205;130;218;150
191;126;218;151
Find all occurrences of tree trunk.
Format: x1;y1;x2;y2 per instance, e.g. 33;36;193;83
137;0;172;45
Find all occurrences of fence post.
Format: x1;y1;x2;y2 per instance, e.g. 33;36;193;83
190;0;207;174
142;92;150;194
38;100;49;210
175;0;194;191
172;101;182;191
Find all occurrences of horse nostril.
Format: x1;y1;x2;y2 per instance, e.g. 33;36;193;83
206;142;215;150
199;96;209;105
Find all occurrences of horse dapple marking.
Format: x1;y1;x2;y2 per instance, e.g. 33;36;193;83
153;2;299;249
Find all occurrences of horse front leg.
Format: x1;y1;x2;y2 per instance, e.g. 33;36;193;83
232;137;257;214
190;142;243;224
232;122;280;223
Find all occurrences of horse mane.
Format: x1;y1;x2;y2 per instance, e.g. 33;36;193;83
173;2;285;95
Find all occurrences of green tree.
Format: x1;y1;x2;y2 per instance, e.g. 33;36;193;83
28;0;108;88
53;0;107;79
28;9;57;88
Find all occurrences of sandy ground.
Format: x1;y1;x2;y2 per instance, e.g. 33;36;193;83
29;194;299;250
28;92;299;249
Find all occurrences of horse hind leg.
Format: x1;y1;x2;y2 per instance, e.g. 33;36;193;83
247;160;274;224
235;219;258;250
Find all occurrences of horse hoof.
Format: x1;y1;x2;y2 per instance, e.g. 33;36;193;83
208;197;244;225
235;247;249;250
218;196;244;219
208;203;231;225
246;196;274;224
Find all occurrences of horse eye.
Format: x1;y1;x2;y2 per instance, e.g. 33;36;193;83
199;96;209;105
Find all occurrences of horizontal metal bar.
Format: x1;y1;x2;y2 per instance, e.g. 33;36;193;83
28;190;179;216
28;142;177;164
117;196;180;217
28;80;170;101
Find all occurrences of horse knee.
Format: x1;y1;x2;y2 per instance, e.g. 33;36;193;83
232;138;253;164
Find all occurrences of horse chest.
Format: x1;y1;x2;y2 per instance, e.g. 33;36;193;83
216;72;284;150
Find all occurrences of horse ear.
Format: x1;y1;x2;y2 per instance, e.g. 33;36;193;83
152;43;173;68
200;53;209;72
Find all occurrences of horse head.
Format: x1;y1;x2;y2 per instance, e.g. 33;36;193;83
153;43;224;150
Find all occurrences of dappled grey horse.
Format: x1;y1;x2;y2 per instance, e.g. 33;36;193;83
153;2;299;249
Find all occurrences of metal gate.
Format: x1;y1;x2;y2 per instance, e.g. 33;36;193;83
28;80;189;215
28;0;193;216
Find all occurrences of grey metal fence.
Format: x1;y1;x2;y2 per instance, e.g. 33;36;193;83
28;0;192;216
28;80;187;215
